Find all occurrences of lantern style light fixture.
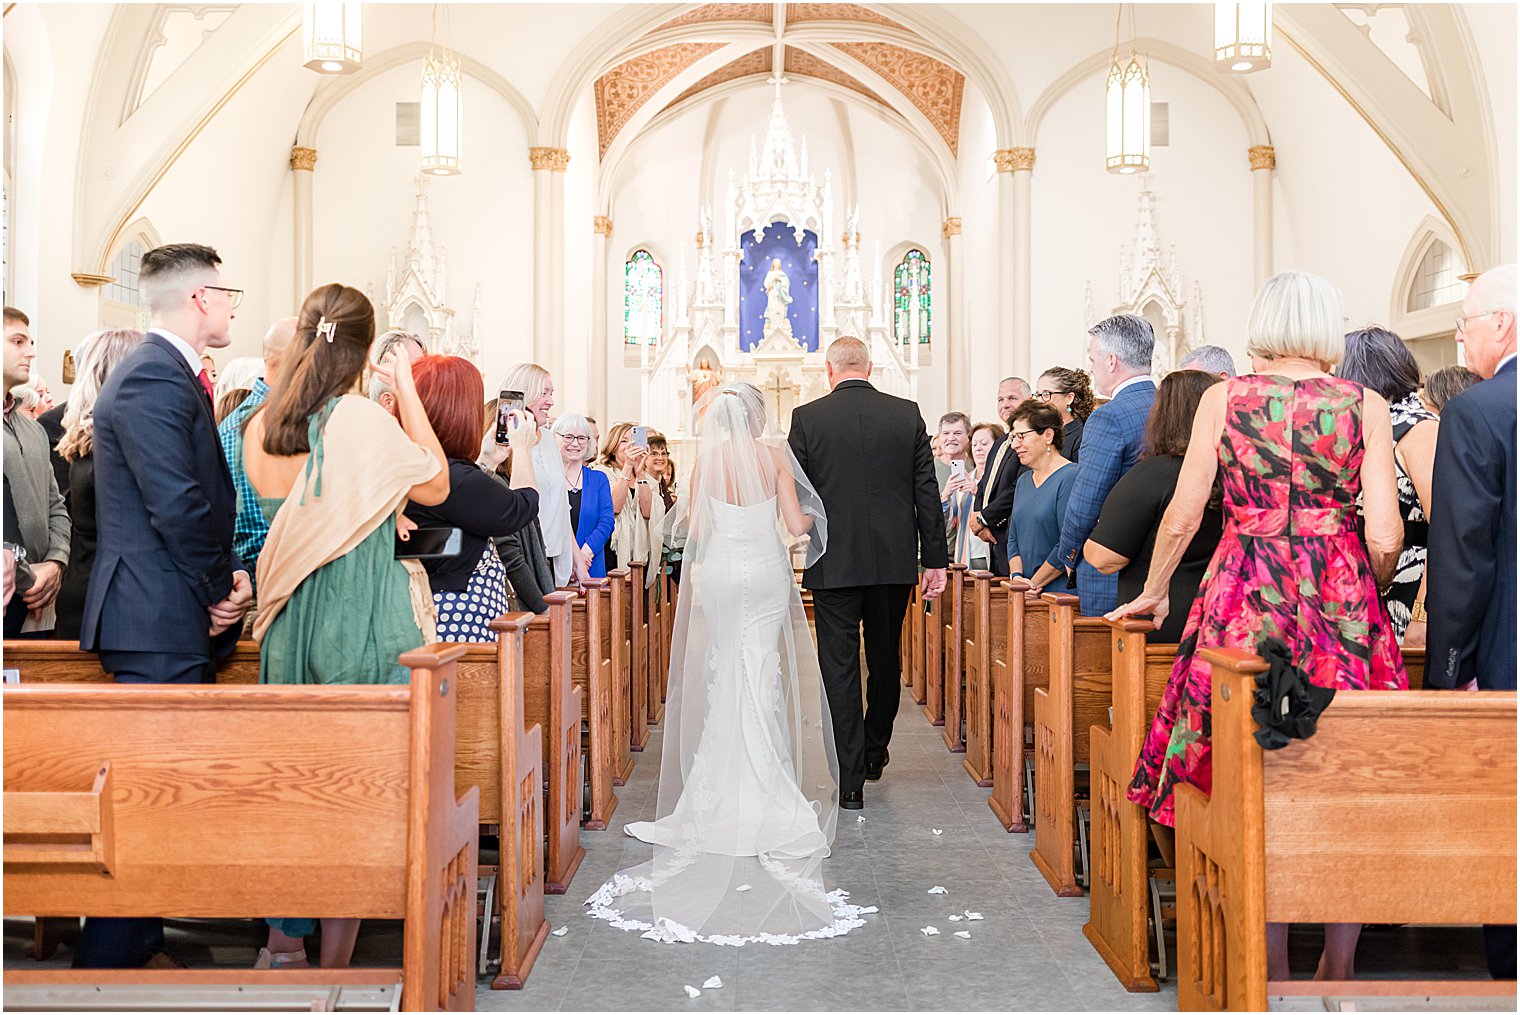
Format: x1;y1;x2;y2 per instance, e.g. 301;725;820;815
420;7;463;176
1215;2;1272;72
302;2;362;75
1105;6;1150;175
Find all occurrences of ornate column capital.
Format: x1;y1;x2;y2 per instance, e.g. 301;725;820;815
529;146;571;172
289;145;318;172
1247;144;1276;171
942;216;963;239
594;215;614;236
994;147;1036;173
71;272;114;288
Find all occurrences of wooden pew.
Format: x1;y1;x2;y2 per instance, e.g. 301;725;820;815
940;563;971;753
899;586;920;699
660;565;678;685
516;594;582;894
571;580;617;830
605;569;636;781
614;567;649;753
2;648;479;1012
1030;593;1111;896
1;640;262;683
987;579;1051;831
961;570;1006;787
641;561;665;727
1178;648;1516;1011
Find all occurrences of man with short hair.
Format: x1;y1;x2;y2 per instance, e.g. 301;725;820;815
218;316;296;588
934;410;972;488
1178;344;1237;379
368;330;428;416
971;376;1030;576
1029;315;1156;614
1426;264;1517;980
790;335;947;808
2;306;70;637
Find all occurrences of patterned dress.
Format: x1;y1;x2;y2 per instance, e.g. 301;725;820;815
1127;375;1407;827
1384;392;1437;637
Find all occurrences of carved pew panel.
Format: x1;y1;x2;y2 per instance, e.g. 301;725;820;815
940;564;971;753
571;582;617;830
643;568;665;727
2;651;479;1011
988;581;1051;832
903;586;928;705
1178;648;1516;1012
626;563;651;751
962;571;1005;787
519;593;583;894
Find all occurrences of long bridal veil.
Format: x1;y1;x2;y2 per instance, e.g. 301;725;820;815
586;383;873;945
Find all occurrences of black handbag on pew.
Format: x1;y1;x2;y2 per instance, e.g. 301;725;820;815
1250;635;1336;751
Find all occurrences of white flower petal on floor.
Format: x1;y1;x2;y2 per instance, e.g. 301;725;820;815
931;828;943;836
856;814;866;823
551;927;568;937
954;931;972;939
947;914;962;922
920;926;940;937
927;885;948;894
683;985;702;998
734;884;751;892
703;976;723;989
964;910;983;920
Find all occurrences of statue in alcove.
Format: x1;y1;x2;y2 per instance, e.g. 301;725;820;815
762;257;794;341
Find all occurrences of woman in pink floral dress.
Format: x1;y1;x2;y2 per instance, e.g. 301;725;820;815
1109;271;1406;981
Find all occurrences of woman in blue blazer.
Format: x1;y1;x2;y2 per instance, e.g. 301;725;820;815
552;414;615;579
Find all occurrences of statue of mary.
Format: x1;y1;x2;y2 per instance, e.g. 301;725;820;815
762;257;794;338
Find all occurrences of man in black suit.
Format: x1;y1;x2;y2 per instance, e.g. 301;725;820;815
75;243;252;968
1426;263;1516;979
789;336;948;808
971;376;1030;576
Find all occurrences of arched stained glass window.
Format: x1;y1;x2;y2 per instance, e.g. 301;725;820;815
624;249;664;345
894;249;930;344
1406;238;1466;312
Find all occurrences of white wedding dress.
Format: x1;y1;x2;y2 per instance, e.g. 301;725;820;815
585;384;872;946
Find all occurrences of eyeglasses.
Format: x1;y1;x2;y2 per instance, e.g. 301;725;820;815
1456;311;1497;333
1033;390;1067;401
203;285;244;310
559;434;592;444
1008;429;1038;443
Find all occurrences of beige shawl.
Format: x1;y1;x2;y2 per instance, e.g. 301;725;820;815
600;465;666;587
252;395;442;642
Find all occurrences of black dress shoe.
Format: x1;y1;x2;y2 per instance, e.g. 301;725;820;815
864;749;890;782
840;790;863;810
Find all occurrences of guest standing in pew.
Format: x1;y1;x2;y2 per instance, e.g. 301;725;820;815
502;362;582;587
552;413;615;580
480;397;557;614
1084;370;1225;643
646;431;678;512
1421;364;1480;415
405;355;540;641
1336;327;1438;642
1111;271;1407;983
1177;343;1239;380
366;329;427;416
218;316;297;598
243;283;448;971
1003;401;1078;580
1426;264;1518;980
938;412;980;566
74;245;253;970
970;375;1030;576
1027;315;1157;612
1033;366;1096;463
962;420;1003;572
52;328;145;640
599;421;666;585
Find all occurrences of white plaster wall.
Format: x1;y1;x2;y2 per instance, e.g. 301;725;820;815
561;87;600;415
954;77;1003;423
311;60;534;390
1461;1;1517;264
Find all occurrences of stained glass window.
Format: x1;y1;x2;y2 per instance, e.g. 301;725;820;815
893;249;931;344
1406;238;1466;312
624;249;663;345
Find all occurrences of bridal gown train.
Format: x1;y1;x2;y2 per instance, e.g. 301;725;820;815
585;496;873;945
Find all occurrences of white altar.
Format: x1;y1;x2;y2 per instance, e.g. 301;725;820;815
640;84;914;439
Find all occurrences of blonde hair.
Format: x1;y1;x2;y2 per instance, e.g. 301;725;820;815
1245;271;1346;368
599;421;637;469
499;362;552;415
57;328;145;461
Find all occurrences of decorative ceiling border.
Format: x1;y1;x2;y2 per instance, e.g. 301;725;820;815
830;40;963;154
595;41;724;157
785;3;907;32
656;4;772;32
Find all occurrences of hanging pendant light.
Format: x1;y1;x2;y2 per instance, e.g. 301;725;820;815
302;2;362;75
420;6;463;176
1215;2;1272;72
1105;5;1150;175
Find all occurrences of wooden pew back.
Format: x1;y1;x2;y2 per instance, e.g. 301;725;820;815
988;581;1051;832
2;651;479;1011
1178;648;1517;1011
1;641;260;683
627;562;650;749
517;593;582;893
572;581;618;829
962;571;1006;786
940;564;972;753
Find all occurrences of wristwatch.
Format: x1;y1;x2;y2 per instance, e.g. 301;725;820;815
1410;600;1427;624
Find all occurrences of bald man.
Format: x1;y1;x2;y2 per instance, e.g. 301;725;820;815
217;316;296;588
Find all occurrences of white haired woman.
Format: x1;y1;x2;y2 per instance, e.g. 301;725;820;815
499;362;585;586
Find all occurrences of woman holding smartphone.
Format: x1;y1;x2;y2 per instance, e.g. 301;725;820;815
598;421;665;585
405;356;540;642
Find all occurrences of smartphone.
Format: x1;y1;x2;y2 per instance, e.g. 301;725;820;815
630;425;649;450
948;460;967;482
395;526;462;561
496;389;525;445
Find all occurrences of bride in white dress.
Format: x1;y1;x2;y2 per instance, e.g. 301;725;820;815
585;382;873;945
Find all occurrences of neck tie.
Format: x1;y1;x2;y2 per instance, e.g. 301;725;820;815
197;369;215;402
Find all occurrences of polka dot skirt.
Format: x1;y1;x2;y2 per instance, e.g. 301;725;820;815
433;543;513;643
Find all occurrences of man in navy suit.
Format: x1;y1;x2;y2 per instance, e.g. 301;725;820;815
1426;264;1517;979
1028;315;1156;615
75;243;252;967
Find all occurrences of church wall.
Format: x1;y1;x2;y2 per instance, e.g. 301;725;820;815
561;87;600;415
1463;2;1517;264
953;78;1002;424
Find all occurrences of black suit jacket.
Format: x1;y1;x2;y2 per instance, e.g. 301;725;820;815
37;403;69;506
973;434;1025;576
1426;356;1516;690
789;379;948;589
79;332;241;660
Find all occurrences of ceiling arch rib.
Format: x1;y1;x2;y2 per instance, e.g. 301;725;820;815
595;41;725;157
828;41;963;156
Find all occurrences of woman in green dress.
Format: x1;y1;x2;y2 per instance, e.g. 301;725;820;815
243;282;449;969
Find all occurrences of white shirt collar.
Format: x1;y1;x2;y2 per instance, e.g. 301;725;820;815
1110;374;1156;398
1498;353;1517;375
152;328;204;378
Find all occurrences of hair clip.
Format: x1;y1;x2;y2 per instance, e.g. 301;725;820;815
316;316;336;343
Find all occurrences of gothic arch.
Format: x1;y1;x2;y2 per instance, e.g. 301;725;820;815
1389;215;1467;341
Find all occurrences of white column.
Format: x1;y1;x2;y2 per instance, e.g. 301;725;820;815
591;215;612;421
996;147;1036;383
943;216;965;409
1249;145;1276;289
290;146;317;307
528;146;570;372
